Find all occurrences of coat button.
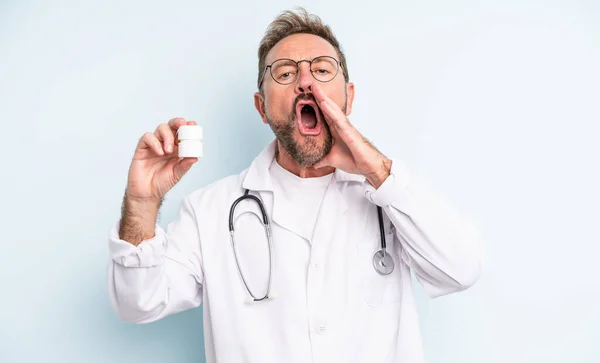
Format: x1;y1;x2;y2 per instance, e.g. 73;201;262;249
317;324;326;334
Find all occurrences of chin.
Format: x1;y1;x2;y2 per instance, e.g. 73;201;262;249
292;134;331;167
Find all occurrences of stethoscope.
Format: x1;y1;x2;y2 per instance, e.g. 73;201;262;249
228;189;394;303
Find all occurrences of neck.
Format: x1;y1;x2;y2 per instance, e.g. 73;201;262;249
275;142;335;178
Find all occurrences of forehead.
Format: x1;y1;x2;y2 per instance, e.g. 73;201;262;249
266;33;338;64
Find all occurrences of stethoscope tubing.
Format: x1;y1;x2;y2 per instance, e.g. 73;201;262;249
229;189;393;302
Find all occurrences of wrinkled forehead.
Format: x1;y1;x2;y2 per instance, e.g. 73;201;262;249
266;33;339;65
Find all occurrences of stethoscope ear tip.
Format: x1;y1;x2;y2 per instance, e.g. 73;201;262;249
245;297;255;305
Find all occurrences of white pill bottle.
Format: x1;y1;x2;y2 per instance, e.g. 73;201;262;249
177;125;203;158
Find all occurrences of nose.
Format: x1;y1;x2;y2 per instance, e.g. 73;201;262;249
294;61;314;94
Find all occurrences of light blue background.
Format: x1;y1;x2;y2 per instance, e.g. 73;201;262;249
1;0;599;362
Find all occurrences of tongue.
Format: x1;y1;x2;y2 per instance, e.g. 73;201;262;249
301;110;317;129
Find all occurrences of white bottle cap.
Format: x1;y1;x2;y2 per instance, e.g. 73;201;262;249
177;125;203;140
178;140;203;158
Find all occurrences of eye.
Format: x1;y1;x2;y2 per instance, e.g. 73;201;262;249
272;63;297;81
278;72;295;80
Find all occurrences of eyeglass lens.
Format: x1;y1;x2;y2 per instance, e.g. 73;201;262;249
269;56;338;85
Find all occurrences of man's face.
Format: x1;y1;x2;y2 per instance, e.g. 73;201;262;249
254;33;354;167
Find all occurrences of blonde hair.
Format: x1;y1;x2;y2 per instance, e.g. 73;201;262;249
257;7;350;90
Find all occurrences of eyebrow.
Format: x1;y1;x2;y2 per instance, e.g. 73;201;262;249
267;55;337;65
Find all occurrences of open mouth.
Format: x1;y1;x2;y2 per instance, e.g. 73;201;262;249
296;103;322;136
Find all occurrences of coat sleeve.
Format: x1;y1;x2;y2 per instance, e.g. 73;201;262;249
107;196;204;323
363;159;484;298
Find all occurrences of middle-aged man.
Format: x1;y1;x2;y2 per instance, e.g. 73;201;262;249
108;7;483;363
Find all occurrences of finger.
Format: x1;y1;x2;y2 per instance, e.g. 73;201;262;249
187;120;197;125
314;151;341;170
138;132;164;156
155;123;175;154
313;155;331;169
312;84;350;132
313;142;339;169
312;82;330;105
167;117;188;132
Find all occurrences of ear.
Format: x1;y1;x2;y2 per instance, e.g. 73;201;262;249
344;82;355;116
254;91;268;124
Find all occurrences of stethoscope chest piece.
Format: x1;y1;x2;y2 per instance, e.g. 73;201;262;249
230;189;395;302
373;249;394;275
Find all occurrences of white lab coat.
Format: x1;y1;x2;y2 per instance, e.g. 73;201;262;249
107;139;483;363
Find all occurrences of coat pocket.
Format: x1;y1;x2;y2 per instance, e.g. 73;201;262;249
356;230;403;307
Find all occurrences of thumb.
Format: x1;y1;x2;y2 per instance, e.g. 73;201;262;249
313;154;332;169
173;157;198;179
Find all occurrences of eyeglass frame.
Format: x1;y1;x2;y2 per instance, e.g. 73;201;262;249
258;55;342;89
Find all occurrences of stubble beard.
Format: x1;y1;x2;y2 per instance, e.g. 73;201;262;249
266;93;347;168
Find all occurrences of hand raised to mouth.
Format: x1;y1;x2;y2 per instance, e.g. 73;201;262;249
312;83;392;189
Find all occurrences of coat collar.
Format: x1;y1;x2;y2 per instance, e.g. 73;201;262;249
241;139;366;192
240;139;366;243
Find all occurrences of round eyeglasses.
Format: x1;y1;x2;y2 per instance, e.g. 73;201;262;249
258;56;341;88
